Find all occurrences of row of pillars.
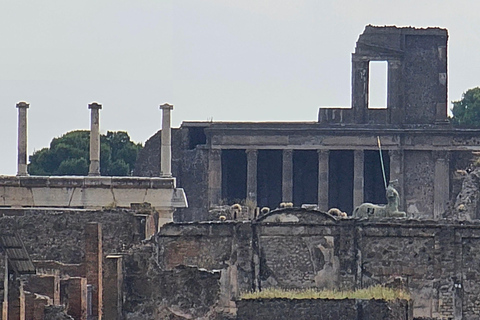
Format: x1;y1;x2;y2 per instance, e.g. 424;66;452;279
14;102;174;177
209;148;449;216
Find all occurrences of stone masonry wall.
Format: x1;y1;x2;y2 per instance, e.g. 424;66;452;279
404;151;435;218
156;213;480;320
133;129;210;221
236;299;412;320
0;208;139;264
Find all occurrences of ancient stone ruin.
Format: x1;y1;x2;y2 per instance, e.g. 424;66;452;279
3;25;480;320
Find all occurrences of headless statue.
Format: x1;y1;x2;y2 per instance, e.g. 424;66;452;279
353;184;406;218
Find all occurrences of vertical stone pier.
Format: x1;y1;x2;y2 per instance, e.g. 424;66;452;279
160;103;173;177
434;151;450;219
208;149;222;207
317;150;329;211
282;149;293;203
353;150;364;209
88;102;102;176
246;149;258;207
16;102;29;176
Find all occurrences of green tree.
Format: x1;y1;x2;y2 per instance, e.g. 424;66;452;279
28;130;143;176
452;87;480;127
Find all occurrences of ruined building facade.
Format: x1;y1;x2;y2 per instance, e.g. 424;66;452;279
135;25;480;221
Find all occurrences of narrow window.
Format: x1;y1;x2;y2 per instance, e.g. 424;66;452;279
368;61;388;109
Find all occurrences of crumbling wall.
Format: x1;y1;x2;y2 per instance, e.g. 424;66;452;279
123;241;221;320
155;211;480;319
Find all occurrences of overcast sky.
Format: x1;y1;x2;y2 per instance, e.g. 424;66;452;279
1;0;480;175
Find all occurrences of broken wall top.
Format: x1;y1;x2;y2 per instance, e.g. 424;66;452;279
320;25;449;126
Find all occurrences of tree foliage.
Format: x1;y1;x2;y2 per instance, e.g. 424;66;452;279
28;130;143;176
452;87;480;127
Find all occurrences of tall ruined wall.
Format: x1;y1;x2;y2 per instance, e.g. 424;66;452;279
134;129;210;221
156;211;480;320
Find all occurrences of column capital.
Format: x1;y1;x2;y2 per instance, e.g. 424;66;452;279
16;101;29;109
246;149;258;156
160;103;174;110
88;102;102;110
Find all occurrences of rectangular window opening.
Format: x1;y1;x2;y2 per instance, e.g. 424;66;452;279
368;61;388;109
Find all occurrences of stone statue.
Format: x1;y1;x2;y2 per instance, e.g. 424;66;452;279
353;184;406;218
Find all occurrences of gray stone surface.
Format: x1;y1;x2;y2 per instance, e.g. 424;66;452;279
236;299;412;320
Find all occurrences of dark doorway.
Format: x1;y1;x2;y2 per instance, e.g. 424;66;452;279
364;150;390;204
222;149;247;204
329;150;354;214
293;150;318;206
257;150;282;209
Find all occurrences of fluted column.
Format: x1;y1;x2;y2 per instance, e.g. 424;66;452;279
317;150;329;211
246;149;258;207
88;102;102;176
282;149;293;203
160;103;173;177
16;101;29;176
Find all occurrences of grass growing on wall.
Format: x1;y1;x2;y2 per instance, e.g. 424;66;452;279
241;286;410;301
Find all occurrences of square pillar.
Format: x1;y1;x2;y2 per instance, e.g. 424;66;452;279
389;150;405;210
434;151;450;219
8;278;24;320
282;150;293;203
317;150;329;211
246;149;258;207
353;150;364;209
84;223;102;320
104;255;123;320
207;149;222;207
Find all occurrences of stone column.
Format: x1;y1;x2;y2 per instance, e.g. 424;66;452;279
434;151;450;219
85;223;102;320
353;150;364;209
246;149;258;207
208;149;222;207
88;102;102;176
389;149;404;210
16;102;29;176
282;149;293;203
317;150;329;211
160;103;174;177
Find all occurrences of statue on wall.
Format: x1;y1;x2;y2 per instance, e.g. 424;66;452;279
353;184;406;218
